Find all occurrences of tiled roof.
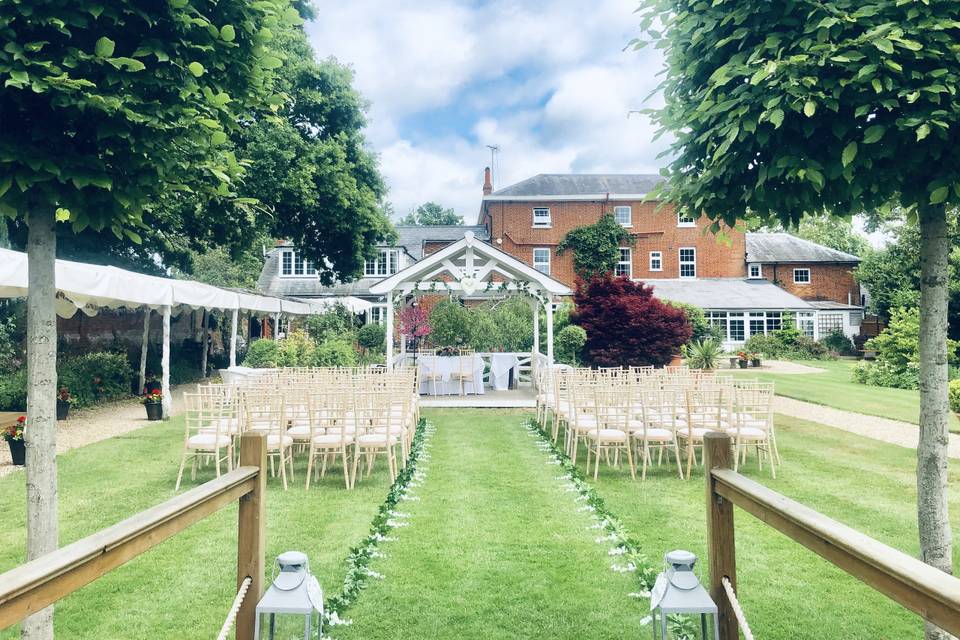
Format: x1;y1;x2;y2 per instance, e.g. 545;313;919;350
489;173;665;197
646;278;814;310
394;225;489;260
746;233;860;263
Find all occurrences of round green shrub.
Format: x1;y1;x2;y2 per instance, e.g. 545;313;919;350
357;323;386;352
243;339;281;368
313;338;358;367
555;325;587;366
949;379;960;414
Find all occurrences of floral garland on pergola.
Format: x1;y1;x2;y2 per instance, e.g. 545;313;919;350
390;278;549;308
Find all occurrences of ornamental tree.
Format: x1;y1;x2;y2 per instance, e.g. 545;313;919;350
637;2;959;633
399;201;464;226
0;2;291;637
556;213;634;280
570;276;691;367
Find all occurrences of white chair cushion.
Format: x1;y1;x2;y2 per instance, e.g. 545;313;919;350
734;427;768;439
357;433;399;445
312;434;352;446
287;425;312;438
588;428;628;442
188;433;231;449
632;426;674;441
678;427;715;439
266;435;293;449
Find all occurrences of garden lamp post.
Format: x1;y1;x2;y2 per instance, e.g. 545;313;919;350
254;551;323;640
649;550;719;640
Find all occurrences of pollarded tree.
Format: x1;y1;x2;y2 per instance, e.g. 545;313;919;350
0;2;293;637
637;2;959;635
570;275;691;367
557;213;634;281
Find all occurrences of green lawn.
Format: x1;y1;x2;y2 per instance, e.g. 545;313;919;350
732;359;960;431
0;408;957;639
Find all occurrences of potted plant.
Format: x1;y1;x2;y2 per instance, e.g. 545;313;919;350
750;353;762;368
687;339;722;370
142;387;163;421
736;351;750;369
2;416;26;466
56;387;73;420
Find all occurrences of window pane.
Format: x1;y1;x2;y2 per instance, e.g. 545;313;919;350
533;248;550;274
766;312;781;332
729;318;744;341
293;252;304;275
650;252;662;270
614;206;631;225
794;269;810;283
533;208;551;226
679;248;696;278
281;252;293;276
389;250;398;274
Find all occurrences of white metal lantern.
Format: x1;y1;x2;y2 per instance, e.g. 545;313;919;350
649;550;720;640
254;551;323;640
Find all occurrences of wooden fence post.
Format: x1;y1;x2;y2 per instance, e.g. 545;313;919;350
236;433;266;640
704;431;738;640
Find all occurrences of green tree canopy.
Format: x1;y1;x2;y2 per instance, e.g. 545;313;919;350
556;213;633;280
399;202;464;226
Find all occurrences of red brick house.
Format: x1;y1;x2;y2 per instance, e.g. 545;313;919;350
478;171;864;348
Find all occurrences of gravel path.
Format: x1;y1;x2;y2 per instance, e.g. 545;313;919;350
0;385;192;479
774;396;960;459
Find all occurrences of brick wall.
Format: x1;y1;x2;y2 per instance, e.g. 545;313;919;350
759;263;860;304
482;199;746;288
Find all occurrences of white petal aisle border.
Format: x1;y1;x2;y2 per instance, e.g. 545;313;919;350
323;419;436;632
522;417;687;635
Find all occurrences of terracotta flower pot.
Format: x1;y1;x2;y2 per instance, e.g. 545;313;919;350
56;401;70;421
669;353;683;367
7;439;25;466
144;402;163;421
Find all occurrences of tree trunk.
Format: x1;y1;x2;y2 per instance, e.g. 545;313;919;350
917;204;954;640
22;209;58;640
200;309;209;378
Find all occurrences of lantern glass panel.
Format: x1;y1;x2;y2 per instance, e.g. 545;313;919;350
255;610;320;640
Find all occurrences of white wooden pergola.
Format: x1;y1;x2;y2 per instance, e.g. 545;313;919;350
368;231;573;369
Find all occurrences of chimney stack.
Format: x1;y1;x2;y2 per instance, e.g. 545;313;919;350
482;166;493;196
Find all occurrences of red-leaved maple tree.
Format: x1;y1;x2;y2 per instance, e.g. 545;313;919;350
571;275;692;367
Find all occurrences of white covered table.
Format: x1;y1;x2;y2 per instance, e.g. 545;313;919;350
221;366;276;386
489;353;521;391
418;355;485;395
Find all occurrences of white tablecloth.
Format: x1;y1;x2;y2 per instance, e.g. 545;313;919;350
221;366;276;386
418;355;485;395
489;353;521;391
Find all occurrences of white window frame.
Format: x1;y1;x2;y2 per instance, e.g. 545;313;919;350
679;247;697;279
649;251;663;272
532;207;552;228
279;249;317;278
796;311;816;338
613;205;632;227
532;248;551;275
748;263;762;279
648;251;663;271
615;247;632;278
677;211;696;227
369;305;387;325
364;249;400;277
793;268;811;284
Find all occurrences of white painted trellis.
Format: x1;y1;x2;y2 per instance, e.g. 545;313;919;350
368;231;573;371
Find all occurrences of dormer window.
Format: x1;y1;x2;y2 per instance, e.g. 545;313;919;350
279;249;317;277
364;249;400;277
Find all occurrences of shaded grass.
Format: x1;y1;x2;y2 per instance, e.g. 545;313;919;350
0;418;393;639
335;408;644;640
732;359;960;431
582;412;960;640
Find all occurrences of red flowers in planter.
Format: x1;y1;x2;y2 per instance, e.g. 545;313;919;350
141;388;163;404
2;416;26;442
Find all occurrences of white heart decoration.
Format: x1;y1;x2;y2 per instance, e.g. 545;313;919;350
460;276;478;295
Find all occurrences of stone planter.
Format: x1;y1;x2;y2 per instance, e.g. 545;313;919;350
6;439;25;466
729;357;739;369
144;402;163;421
56;401;70;421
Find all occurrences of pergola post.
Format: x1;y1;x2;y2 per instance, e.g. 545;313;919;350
138;308;150;395
272;312;280;341
200;309;209;378
385;298;395;369
531;298;540;374
229;308;239;368
161;305;172;419
545;298;554;366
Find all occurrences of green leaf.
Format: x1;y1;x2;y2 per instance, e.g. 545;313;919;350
188;61;205;77
55;208;71;222
873;39;894;54
94;36;115;58
803;100;816;117
198;118;220;129
842;141;857;167
769;108;784;129
123;229;142;244
916;123;931;141
930;186;949;204
169;0;188;7
211;131;227;145
220;24;236;42
871;78;883;93
863;125;885;144
261;56;283;70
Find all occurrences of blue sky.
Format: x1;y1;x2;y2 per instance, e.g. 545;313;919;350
306;0;669;221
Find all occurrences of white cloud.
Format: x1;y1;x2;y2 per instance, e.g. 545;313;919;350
306;0;668;218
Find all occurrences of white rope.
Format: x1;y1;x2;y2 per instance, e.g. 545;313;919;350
216;576;253;640
721;576;754;640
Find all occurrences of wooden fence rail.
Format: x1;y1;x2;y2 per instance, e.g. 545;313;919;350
704;431;960;639
0;432;267;639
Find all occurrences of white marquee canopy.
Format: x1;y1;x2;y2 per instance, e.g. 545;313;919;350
368;231;573;369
